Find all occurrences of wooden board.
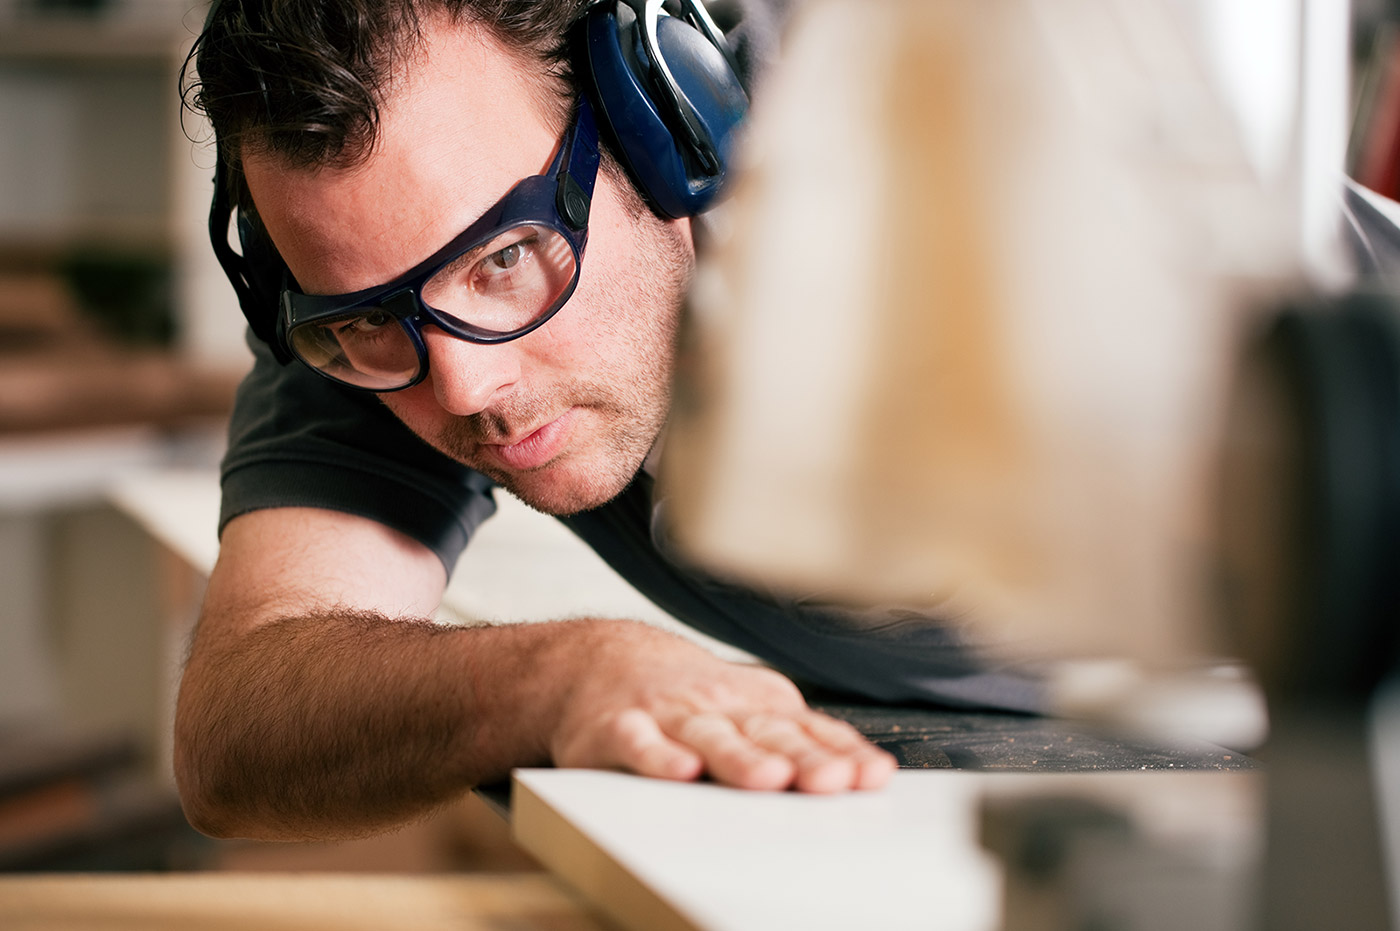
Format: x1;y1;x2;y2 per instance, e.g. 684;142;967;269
512;768;1261;931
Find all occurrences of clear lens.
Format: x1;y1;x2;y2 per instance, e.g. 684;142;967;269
421;224;577;333
286;224;578;390
288;308;421;390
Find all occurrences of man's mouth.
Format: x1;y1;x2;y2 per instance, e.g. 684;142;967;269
479;408;578;472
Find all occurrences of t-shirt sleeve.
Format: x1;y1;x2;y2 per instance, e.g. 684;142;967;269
219;331;497;574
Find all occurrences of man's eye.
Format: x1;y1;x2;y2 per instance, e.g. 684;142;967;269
484;243;523;273
333;309;393;336
420;226;555;313
479;240;538;280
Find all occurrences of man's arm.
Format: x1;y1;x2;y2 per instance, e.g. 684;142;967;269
174;506;894;841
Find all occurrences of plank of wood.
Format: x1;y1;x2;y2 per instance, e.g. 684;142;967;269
511;768;1260;931
513;768;1002;931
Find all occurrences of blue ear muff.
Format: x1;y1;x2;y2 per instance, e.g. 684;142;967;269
578;0;748;218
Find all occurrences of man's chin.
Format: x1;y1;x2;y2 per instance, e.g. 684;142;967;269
491;463;638;516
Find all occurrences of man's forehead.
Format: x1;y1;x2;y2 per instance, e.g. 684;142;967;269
243;14;562;186
380;16;564;163
242;16;567;295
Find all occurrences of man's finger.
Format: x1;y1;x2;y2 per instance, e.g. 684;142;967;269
851;747;899;790
798;712;876;751
669;712;796;790
740;714;863;794
562;708;704;781
798;715;898;789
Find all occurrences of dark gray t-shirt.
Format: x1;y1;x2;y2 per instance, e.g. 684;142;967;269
220;327;1047;712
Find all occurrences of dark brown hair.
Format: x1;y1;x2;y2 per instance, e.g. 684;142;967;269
182;0;589;212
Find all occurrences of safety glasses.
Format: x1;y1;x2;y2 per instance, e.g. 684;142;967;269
281;97;601;391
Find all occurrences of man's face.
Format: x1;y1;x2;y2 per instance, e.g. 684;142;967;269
243;16;694;515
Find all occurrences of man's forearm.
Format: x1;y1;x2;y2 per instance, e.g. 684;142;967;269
175;610;897;842
174;612;579;841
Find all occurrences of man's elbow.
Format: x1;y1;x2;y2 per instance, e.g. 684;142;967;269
172;722;245;839
176;787;238;840
172;675;277;840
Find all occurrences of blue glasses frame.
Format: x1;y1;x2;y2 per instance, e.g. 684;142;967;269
279;96;601;391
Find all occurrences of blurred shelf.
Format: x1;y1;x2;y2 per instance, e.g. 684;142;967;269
0;225;173;260
0;15;193;68
0;345;241;436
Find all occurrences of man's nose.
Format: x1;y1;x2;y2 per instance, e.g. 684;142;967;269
420;326;522;415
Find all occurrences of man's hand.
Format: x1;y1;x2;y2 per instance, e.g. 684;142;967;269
550;622;896;793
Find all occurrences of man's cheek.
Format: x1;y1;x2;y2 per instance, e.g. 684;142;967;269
378;393;443;441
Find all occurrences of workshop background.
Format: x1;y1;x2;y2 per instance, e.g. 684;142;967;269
0;0;1397;901
0;0;540;873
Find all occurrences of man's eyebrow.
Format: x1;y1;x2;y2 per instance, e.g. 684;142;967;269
433;235;494;272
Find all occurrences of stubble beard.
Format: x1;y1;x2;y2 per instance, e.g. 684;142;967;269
437;372;670;515
429;212;691;516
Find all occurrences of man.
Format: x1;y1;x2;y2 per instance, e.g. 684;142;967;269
175;0;1037;841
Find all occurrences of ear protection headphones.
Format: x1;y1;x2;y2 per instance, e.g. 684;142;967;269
579;0;749;219
207;0;748;364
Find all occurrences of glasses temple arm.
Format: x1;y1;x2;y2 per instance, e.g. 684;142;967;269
555;96;602;231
